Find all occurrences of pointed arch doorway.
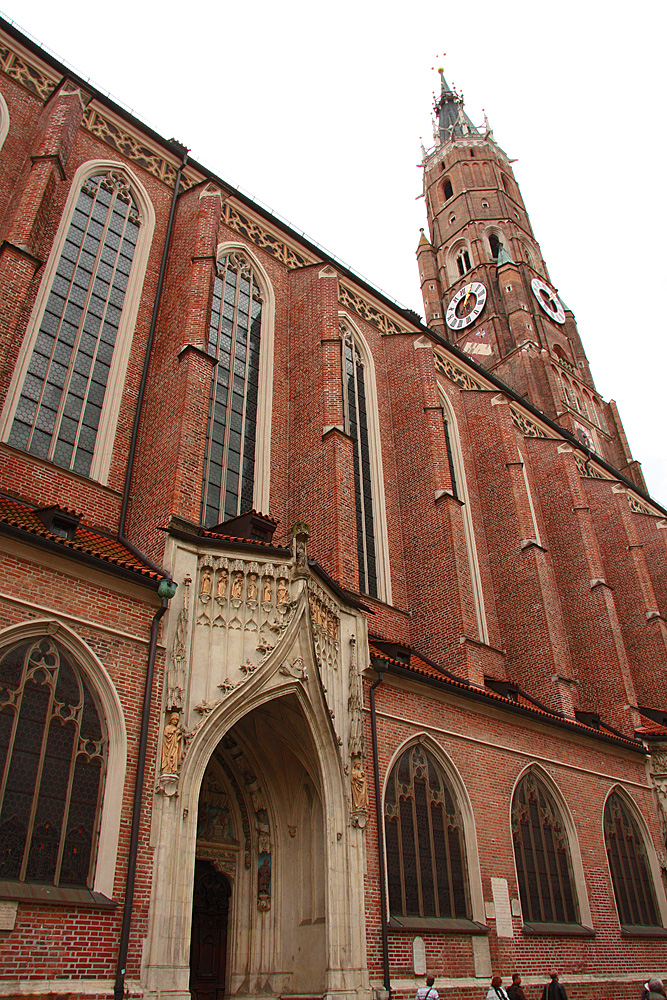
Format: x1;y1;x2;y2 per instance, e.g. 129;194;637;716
189;860;231;1000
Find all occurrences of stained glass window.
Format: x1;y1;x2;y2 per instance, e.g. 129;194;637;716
512;771;578;924
341;331;378;599
203;252;262;526
384;744;470;919
0;637;106;887
8;172;142;477
604;792;660;927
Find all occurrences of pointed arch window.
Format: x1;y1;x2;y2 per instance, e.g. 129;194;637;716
604;792;661;928
203;251;264;527
489;234;501;260
440;392;488;643
456;249;471;276
341;328;378;598
0;637;107;888
384;744;471;921
512;771;578;925
7;172;143;478
443;178;454;202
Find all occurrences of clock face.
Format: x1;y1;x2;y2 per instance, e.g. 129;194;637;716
531;277;566;324
446;281;487;331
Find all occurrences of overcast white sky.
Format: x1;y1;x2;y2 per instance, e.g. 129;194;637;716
2;0;665;503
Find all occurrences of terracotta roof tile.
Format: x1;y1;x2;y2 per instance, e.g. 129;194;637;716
0;496;160;580
369;642;643;751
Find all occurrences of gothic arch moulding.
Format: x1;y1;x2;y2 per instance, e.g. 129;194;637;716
510;763;593;930
381;733;485;925
212;240;276;517
0;159;156;485
0;617;127;897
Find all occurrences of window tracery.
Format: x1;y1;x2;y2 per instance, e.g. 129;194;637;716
203;251;263;526
456;248;471;276
512;770;578;925
384;744;470;920
7;172;142;477
604;792;660;928
341;327;378;598
0;637;106;888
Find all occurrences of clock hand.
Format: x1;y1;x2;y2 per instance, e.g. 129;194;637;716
463;284;472;307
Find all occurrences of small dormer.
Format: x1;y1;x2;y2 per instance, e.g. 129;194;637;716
210;510;278;544
36;505;82;540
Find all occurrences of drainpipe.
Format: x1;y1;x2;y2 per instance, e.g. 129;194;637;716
114;597;169;1000
369;669;391;999
118;147;189;548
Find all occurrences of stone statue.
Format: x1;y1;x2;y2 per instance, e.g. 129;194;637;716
161;713;183;773
258;855;271;894
216;568;228;599
247;573;258;601
262;578;272;603
350;758;368;811
200;570;212;598
231;572;243;599
277;578;289;604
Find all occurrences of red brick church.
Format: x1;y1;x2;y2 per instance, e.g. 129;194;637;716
1;17;666;1000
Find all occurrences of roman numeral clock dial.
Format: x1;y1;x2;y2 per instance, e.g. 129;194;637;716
446;281;487;331
531;277;566;324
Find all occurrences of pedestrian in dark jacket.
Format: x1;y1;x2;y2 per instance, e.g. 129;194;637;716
541;972;567;1000
647;978;666;1000
508;974;526;1000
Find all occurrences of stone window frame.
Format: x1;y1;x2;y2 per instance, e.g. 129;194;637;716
510;764;593;934
446;238;473;285
0;619;127;900
381;734;486;931
0;92;9;150
0;159;155;486
338;313;392;605
439;388;489;644
603;785;667;932
204;241;275;521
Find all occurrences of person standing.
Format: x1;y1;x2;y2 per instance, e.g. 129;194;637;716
487;977;510;1000
541;972;567;1000
416;975;439;1000
507;974;526;1000
646;979;666;1000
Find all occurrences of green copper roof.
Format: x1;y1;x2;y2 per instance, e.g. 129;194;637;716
496;243;516;267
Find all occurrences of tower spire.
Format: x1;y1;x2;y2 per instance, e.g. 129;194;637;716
434;64;479;145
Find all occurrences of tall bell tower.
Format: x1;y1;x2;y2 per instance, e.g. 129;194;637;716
417;70;645;489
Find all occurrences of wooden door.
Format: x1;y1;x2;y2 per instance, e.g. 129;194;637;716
190;860;231;1000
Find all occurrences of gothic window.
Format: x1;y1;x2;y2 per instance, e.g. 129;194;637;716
0;637;106;888
604;792;660;928
456;249;471;276
512;771;578;925
341;329;378;598
7;172;143;478
443;178;453;201
440;393;487;643
384;744;471;920
0;92;9;150
489;234;501;260
203;251;263;527
443;417;459;500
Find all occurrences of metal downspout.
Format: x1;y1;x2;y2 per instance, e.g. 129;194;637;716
118;148;188;546
113;148;187;1000
370;669;391;998
114;599;168;1000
